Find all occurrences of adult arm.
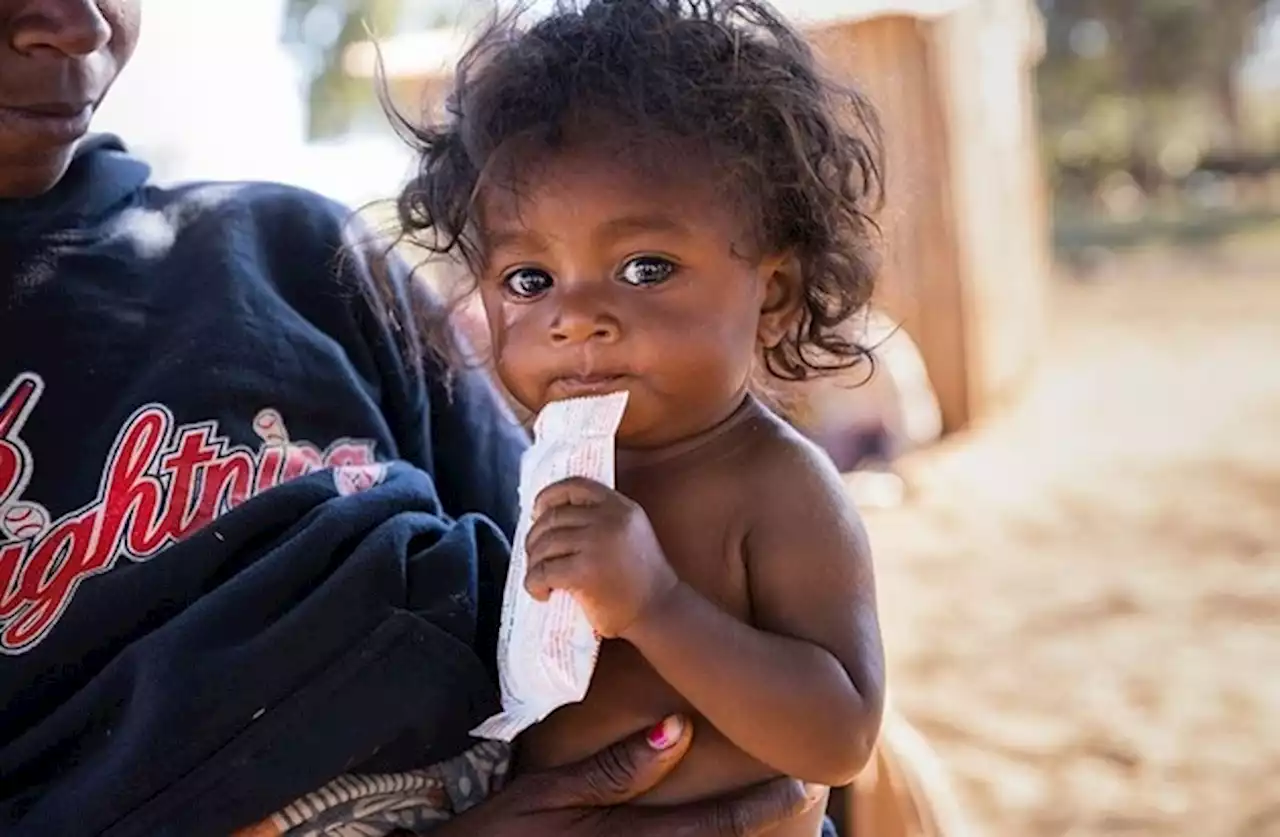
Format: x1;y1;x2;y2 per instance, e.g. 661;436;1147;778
317;215;527;774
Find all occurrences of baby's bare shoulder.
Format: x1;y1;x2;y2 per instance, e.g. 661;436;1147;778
731;412;867;556
742;410;849;498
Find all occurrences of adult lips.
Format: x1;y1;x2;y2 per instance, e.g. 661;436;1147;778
7;101;93;117
0;101;94;140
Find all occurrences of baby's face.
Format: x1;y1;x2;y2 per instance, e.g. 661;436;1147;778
475;147;785;447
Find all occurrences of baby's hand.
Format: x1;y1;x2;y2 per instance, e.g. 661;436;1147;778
525;477;679;639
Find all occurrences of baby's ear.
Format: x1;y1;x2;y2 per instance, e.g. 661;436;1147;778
757;252;803;349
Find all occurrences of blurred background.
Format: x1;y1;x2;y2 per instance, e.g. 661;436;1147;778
97;1;1279;835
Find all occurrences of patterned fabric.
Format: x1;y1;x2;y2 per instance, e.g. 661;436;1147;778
233;741;510;837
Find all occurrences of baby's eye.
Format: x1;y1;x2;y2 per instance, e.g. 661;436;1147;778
502;268;554;299
618;257;675;287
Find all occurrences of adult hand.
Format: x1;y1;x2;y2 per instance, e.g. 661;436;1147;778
437;715;822;836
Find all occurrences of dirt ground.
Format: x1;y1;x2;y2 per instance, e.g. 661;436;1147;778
861;249;1280;836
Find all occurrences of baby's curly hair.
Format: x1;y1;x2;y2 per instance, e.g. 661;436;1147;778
393;0;885;381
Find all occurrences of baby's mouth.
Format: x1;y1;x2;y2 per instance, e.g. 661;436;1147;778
549;373;629;398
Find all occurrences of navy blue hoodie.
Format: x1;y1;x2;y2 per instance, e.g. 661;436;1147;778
0;136;526;836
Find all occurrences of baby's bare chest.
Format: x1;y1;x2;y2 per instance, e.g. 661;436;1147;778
625;470;754;617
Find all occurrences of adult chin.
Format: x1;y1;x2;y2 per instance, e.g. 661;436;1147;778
0;83;110;198
0;143;79;198
0;71;120;198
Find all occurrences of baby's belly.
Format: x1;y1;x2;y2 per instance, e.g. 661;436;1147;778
516;641;827;837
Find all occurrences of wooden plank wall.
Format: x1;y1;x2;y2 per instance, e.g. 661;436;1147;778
810;17;972;431
929;0;1050;418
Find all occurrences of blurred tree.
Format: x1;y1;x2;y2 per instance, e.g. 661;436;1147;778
284;0;403;139
282;0;491;140
1199;0;1269;149
1038;0;1271;155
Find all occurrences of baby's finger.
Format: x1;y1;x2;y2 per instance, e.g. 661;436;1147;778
533;476;611;518
524;567;553;602
524;528;577;601
524;554;582;600
525;502;596;545
525;513;591;564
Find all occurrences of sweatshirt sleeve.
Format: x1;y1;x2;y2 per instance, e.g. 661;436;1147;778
318;209;527;774
333;211;527;542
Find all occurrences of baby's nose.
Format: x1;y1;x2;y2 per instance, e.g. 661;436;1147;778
549;309;621;345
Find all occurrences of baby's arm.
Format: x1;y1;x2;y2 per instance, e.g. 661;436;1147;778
622;440;885;787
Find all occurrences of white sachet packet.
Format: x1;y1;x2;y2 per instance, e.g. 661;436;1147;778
471;390;630;742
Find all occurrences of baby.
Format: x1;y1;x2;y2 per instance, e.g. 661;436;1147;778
428;0;887;830
242;1;886;835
